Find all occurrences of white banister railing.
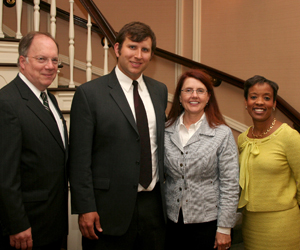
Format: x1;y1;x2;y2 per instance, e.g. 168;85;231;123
103;37;109;75
33;0;40;31
0;0;110;88
49;0;58;88
0;1;4;38
16;0;22;38
50;0;56;38
86;14;92;81
68;0;75;88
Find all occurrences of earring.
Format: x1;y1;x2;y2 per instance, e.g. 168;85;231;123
273;107;275;111
206;103;208;106
245;106;247;110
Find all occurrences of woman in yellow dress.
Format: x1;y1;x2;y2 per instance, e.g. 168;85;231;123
238;75;300;249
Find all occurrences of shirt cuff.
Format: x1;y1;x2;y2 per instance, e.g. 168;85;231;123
217;227;231;235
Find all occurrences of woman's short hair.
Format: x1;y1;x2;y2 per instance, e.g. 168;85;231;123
244;75;279;102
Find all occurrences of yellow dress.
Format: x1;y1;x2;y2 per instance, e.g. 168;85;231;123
238;123;300;250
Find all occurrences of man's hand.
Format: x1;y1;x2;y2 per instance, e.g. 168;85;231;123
214;232;231;250
9;227;33;250
78;212;102;240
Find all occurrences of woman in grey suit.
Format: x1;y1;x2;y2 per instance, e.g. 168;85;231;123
164;69;239;250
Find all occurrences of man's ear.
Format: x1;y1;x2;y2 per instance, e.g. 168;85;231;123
19;56;27;70
114;43;120;58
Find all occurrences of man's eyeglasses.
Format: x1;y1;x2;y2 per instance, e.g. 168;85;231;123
181;88;208;95
26;56;61;66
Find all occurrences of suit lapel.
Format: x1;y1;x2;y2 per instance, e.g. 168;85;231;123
183;115;215;147
107;70;165;138
14;76;65;151
166;120;184;152
48;93;68;151
108;70;138;134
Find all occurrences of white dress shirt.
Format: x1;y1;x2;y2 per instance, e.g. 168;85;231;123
115;66;158;192
179;112;205;146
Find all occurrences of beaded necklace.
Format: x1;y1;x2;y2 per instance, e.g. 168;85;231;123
251;118;276;138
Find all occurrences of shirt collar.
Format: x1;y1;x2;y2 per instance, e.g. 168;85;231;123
179;112;206;130
19;72;47;98
115;65;145;92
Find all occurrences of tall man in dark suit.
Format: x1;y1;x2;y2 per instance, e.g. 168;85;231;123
0;32;68;250
69;22;168;250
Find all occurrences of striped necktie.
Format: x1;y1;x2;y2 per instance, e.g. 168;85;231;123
40;91;51;112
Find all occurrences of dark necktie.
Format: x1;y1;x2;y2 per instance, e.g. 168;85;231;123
132;80;152;189
40;91;51;112
40;91;57;122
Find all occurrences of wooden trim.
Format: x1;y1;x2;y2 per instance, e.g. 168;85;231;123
79;0;117;45
48;88;76;91
0;63;17;67
0;37;20;42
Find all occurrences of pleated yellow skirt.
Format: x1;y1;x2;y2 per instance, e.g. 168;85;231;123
242;205;300;250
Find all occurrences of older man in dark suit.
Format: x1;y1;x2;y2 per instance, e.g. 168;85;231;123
69;22;168;250
0;31;68;250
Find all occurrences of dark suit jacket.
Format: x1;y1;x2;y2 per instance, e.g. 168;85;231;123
69;69;168;236
0;75;68;246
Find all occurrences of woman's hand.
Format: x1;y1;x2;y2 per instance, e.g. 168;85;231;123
214;232;231;250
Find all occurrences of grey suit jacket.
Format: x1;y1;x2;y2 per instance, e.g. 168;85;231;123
0;75;68;246
69;69;168;236
164;115;239;228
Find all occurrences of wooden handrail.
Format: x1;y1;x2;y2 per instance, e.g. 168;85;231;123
79;0;116;45
18;0;300;130
155;47;245;89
